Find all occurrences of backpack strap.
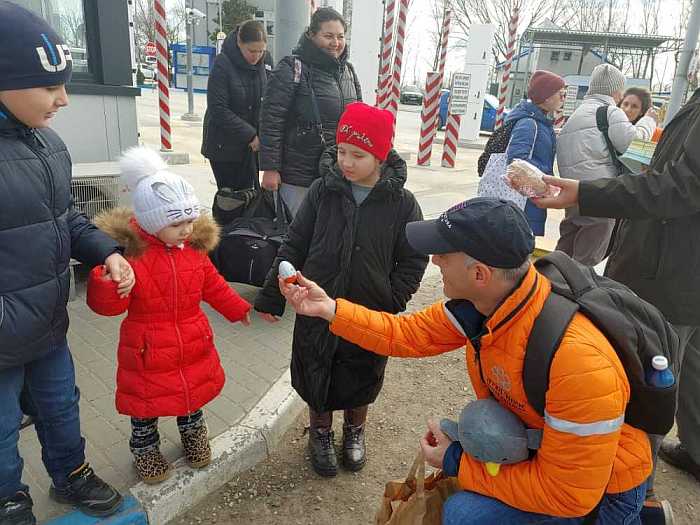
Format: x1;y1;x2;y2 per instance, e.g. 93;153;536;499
595;105;626;175
306;67;327;147
526;251;603;415
346;61;362;102
523;291;579;416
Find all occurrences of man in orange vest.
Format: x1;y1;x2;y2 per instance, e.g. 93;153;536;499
279;198;655;524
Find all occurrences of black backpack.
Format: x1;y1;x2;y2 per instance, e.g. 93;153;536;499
595;105;629;176
523;251;680;436
477;121;514;176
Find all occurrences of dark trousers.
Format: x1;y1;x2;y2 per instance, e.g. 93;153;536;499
0;340;85;498
210;160;257;191
309;405;369;431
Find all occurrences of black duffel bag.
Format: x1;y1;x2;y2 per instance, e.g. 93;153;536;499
210;190;290;287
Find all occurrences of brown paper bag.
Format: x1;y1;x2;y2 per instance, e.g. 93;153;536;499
375;451;460;525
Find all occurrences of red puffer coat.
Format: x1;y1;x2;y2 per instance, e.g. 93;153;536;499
86;208;250;418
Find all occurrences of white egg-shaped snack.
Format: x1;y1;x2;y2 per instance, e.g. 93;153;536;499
279;261;298;283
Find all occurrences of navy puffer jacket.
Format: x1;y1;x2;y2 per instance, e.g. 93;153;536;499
0;108;119;369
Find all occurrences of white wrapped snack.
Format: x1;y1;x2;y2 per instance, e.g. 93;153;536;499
278;261;298;284
506;159;559;198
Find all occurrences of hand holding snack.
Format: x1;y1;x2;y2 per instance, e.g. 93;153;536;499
506;159;560;199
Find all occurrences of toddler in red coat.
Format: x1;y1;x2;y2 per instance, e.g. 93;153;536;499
87;147;251;483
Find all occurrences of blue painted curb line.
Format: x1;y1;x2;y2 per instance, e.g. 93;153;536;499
43;496;147;525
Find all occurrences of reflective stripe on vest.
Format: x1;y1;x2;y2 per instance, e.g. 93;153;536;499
544;411;624;437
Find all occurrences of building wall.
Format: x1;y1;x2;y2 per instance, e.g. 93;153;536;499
52;93;138;163
349;0;382;105
501;46;605;106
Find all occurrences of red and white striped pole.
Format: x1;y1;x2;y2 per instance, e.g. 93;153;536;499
386;0;409;117
436;10;451;83
495;6;519;131
441;114;461;167
417;72;442;166
376;0;397;108
154;0;172;152
416;9;450;166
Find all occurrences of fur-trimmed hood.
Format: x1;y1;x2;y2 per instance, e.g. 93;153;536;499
94;207;220;258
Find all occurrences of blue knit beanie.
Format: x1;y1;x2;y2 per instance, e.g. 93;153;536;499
0;1;73;91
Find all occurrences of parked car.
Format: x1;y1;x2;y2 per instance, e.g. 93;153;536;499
400;85;424;105
438;91;509;132
138;63;156;82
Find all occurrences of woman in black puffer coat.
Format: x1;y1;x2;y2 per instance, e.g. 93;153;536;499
201;20;271;190
255;103;428;478
259;7;362;216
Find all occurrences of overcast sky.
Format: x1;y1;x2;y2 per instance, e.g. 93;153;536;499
401;0;688;89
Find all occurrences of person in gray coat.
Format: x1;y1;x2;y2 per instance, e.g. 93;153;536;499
555;64;657;266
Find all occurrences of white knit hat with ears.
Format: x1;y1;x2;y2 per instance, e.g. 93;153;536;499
120;146;201;235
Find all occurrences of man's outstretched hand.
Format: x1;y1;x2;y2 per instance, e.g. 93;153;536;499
278;272;336;322
532;176;580;209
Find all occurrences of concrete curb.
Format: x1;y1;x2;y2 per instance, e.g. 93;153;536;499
130;370;304;525
161;152;191;166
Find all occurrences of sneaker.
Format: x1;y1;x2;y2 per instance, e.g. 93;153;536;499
342;424;367;472
0;492;36;525
640;499;675;525
308;428;337;477
134;449;171;484
180;425;211;469
49;463;123;517
659;439;700;482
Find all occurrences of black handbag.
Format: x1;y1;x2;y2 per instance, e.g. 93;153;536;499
210;190;290;287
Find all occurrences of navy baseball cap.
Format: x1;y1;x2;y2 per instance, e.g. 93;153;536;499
406;198;535;269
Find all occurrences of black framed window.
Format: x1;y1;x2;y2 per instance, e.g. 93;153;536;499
11;0;138;94
12;0;91;75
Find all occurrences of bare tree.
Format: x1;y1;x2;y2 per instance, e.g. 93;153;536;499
58;10;86;48
449;0;573;64
133;0;187;62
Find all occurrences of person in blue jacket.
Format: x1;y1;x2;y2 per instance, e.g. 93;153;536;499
505;71;565;236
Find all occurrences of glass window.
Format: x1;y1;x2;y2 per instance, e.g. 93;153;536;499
563;51;573;61
11;0;89;73
550;51;560;62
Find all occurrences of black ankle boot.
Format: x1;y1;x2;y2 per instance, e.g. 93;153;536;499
0;492;36;525
308;428;338;477
342;423;366;471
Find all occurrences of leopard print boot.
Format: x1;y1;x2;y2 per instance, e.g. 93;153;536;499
133;449;171;484
180;424;211;469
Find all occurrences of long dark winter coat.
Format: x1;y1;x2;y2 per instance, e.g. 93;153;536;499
579;88;700;325
0;107;119;369
259;34;362;188
254;148;428;411
201;31;271;161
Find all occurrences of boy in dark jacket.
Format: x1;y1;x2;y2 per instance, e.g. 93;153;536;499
255;102;428;477
0;3;134;523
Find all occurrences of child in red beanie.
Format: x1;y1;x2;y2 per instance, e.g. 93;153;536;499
254;102;428;477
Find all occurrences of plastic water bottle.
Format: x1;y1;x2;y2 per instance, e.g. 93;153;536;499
646;356;675;388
